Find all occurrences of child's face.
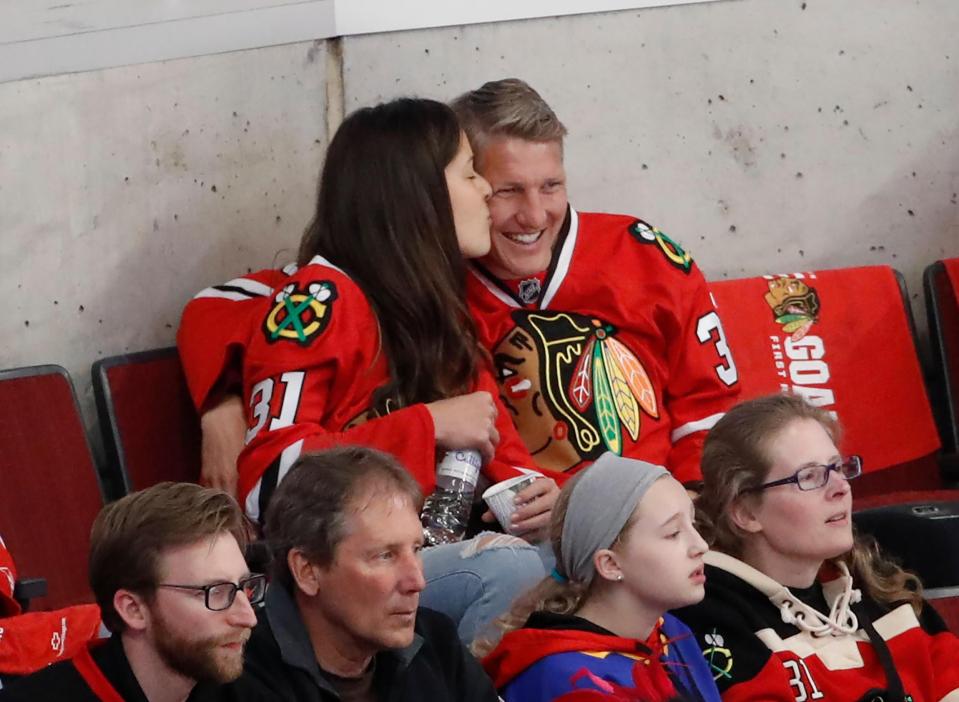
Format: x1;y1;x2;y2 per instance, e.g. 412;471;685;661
612;477;708;613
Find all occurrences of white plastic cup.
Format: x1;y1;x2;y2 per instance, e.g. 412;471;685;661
482;474;540;532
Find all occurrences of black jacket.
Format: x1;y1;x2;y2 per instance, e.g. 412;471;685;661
239;583;498;702
0;635;249;701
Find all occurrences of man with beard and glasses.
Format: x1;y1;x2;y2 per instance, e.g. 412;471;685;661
0;482;263;702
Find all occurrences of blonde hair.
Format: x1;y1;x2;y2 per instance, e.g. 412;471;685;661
472;470;635;656
450;78;567;168
697;393;923;615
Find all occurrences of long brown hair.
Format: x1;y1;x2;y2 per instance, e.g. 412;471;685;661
697;393;923;614
298;98;479;408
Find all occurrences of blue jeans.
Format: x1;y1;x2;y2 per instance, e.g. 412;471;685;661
420;532;546;644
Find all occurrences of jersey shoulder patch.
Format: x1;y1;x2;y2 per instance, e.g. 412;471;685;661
627;219;694;274
262;279;339;346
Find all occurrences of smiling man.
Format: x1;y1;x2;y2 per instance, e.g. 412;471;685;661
241;447;498;702
0;482;262;702
452;79;741;485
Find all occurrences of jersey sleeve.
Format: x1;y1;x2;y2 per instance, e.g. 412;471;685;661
663;261;741;483
927;628;959;700
177;268;289;412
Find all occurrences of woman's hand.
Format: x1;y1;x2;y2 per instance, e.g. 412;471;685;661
426;391;500;463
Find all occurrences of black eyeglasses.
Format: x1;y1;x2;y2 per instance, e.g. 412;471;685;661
156;573;267;611
742;456;862;493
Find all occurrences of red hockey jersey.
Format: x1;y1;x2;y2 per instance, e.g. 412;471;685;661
675;551;959;702
466;208;740;483
177;257;556;521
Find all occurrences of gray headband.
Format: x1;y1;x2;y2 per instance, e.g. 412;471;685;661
560;453;670;585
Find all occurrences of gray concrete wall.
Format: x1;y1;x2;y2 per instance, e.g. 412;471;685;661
344;0;958;336
0;40;328;441
1;0;956;457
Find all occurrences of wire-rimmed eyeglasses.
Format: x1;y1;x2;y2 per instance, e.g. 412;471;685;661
156;573;267;611
742;455;863;493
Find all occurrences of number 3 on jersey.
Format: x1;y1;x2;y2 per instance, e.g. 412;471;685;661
696;311;738;387
246;371;305;444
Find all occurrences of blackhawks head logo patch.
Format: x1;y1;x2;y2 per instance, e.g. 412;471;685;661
763;276;820;342
494;310;659;472
263;280;338;346
628;219;693;273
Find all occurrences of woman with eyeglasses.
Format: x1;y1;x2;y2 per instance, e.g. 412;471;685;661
676;393;959;702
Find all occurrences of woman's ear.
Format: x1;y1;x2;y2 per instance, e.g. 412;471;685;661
729;496;763;535
288;548;321;596
592;548;623;583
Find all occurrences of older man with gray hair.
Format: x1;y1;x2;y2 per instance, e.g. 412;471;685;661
239;446;498;702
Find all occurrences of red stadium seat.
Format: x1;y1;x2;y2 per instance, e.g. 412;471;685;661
0;366;104;609
925;259;959;469
927;589;959;636
92;347;201;495
709;266;948;505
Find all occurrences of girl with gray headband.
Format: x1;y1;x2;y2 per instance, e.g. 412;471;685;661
478;453;719;702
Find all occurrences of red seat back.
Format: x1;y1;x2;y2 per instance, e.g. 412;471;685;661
92;348;201;494
709;266;942;500
925;259;959;458
927;592;959;636
0;366;103;609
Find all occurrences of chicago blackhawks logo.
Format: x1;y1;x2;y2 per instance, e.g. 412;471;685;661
702;631;733;681
763;276;820;342
494;310;658;473
628;219;693;273
263;280;338;346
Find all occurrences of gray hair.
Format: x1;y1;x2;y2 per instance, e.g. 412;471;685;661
450;78;567;166
264;447;423;588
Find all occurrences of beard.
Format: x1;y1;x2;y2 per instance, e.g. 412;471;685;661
151;609;249;684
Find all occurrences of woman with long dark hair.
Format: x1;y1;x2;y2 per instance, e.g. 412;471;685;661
676;394;959;700
177;98;565;642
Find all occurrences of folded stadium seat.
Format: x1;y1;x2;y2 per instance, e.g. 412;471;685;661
924;259;959;476
0;365;105;610
92;347;201;497
708;266;950;507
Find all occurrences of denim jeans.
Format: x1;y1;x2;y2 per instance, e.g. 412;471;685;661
420;532;546;644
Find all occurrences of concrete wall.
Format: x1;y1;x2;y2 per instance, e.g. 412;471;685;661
344;0;958;324
0;41;329;441
1;0;956;454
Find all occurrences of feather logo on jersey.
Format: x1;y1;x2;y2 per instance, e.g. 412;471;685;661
494;310;658;473
263;280;338;346
763;277;820;342
628;220;693;273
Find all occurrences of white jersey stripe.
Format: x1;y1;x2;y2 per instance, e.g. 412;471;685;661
194;288;256;302
468;265;519;309
222;277;273;297
541;206;579;310
276;439;305;485
670;412;725;443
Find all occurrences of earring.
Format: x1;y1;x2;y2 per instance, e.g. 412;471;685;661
616;575;624;582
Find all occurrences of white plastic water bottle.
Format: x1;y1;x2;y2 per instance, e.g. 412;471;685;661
421;449;482;546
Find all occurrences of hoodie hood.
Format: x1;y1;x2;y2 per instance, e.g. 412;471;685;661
482;613;658;689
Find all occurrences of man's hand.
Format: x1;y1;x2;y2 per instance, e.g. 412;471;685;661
482;477;559;542
199;394;246;499
426;391;500;463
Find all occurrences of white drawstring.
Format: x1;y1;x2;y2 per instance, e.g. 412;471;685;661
777;561;861;637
